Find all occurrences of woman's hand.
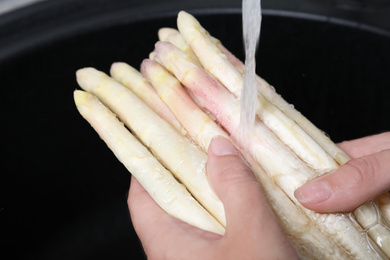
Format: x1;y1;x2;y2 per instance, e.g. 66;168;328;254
295;132;390;212
128;137;298;260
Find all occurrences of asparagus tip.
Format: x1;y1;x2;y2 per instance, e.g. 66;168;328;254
140;59;155;76
177;10;191;21
158;27;179;41
149;51;157;61
76;67;108;93
177;10;199;42
73;90;91;109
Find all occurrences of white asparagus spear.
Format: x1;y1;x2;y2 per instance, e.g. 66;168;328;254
176;10;339;174
76;67;226;227
73;90;224;235
140;57;353;259
109;62;186;135
140;58;229;152
152;41;380;259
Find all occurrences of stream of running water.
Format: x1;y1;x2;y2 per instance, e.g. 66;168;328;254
238;0;262;140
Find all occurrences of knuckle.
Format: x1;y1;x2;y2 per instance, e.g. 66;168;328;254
216;157;257;185
345;156;381;185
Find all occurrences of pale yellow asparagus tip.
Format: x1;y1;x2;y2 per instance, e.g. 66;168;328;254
149;51;157;60
158;27;178;40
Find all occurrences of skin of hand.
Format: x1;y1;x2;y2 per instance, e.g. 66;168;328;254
128;136;298;260
295;132;390;213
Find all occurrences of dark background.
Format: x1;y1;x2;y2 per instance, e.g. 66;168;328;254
1;0;390;259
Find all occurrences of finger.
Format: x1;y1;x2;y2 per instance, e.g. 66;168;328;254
207;137;289;247
338;132;390;158
295;149;390;212
207;137;265;230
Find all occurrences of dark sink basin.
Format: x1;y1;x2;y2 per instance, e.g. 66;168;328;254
1;0;389;259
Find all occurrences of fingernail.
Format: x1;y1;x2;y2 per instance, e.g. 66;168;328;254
295;180;333;204
210;137;238;156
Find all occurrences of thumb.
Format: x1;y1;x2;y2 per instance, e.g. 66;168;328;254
207;137;278;234
295;149;390;213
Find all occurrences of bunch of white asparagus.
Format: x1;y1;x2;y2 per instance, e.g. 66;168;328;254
74;11;390;259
